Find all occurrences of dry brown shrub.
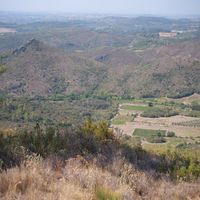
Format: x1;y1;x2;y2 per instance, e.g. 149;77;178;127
0;154;200;200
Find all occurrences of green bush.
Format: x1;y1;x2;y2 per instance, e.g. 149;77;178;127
0;64;6;74
191;102;200;111
82;119;114;142
0;121;105;167
166;131;175;137
166;150;200;181
0;120;114;168
148;102;154;107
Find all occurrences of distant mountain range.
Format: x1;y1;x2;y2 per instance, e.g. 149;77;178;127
0;16;200;98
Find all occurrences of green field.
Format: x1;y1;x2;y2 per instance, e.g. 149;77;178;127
111;118;127;125
133;128;166;137
120;105;149;111
133;128;168;143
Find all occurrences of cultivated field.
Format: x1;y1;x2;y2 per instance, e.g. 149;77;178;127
113;98;200;137
114;115;200;137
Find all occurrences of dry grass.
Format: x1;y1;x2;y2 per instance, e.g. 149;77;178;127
0;155;200;200
0;155;92;200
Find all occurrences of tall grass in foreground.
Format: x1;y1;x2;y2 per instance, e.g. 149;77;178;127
0;155;200;200
0;120;200;199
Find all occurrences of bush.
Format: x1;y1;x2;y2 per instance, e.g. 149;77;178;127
0;64;6;74
191;102;200;111
0;120;115;168
166;150;200;181
82;119;114;142
148;102;153;107
0;121;106;168
166;131;175;137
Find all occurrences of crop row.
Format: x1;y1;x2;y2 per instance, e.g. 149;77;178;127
173;120;200;127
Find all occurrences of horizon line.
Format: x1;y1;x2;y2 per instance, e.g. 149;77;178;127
0;10;200;19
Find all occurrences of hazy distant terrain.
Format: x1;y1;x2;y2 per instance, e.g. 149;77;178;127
0;14;200;98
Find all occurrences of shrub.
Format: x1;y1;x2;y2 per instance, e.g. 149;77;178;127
0;122;103;168
148;102;153;107
0;120;115;168
166;150;200;180
0;64;6;74
191;102;200;111
82;119;114;142
166;131;175;137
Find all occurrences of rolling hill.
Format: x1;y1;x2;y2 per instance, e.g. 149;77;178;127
0;39;106;96
83;39;200;98
0;38;200;98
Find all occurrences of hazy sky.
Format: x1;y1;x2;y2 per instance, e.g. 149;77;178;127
1;0;200;16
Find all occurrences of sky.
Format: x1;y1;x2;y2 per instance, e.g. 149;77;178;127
0;0;200;16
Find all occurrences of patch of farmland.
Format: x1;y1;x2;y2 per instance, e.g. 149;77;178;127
133;128;166;137
174;119;200;127
120;104;149;111
112;102;200;138
112;115;200;137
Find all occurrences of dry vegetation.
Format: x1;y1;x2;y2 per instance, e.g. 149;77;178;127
0;120;200;200
0;155;200;200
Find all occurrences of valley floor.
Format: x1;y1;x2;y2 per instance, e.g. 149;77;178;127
111;98;200;153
